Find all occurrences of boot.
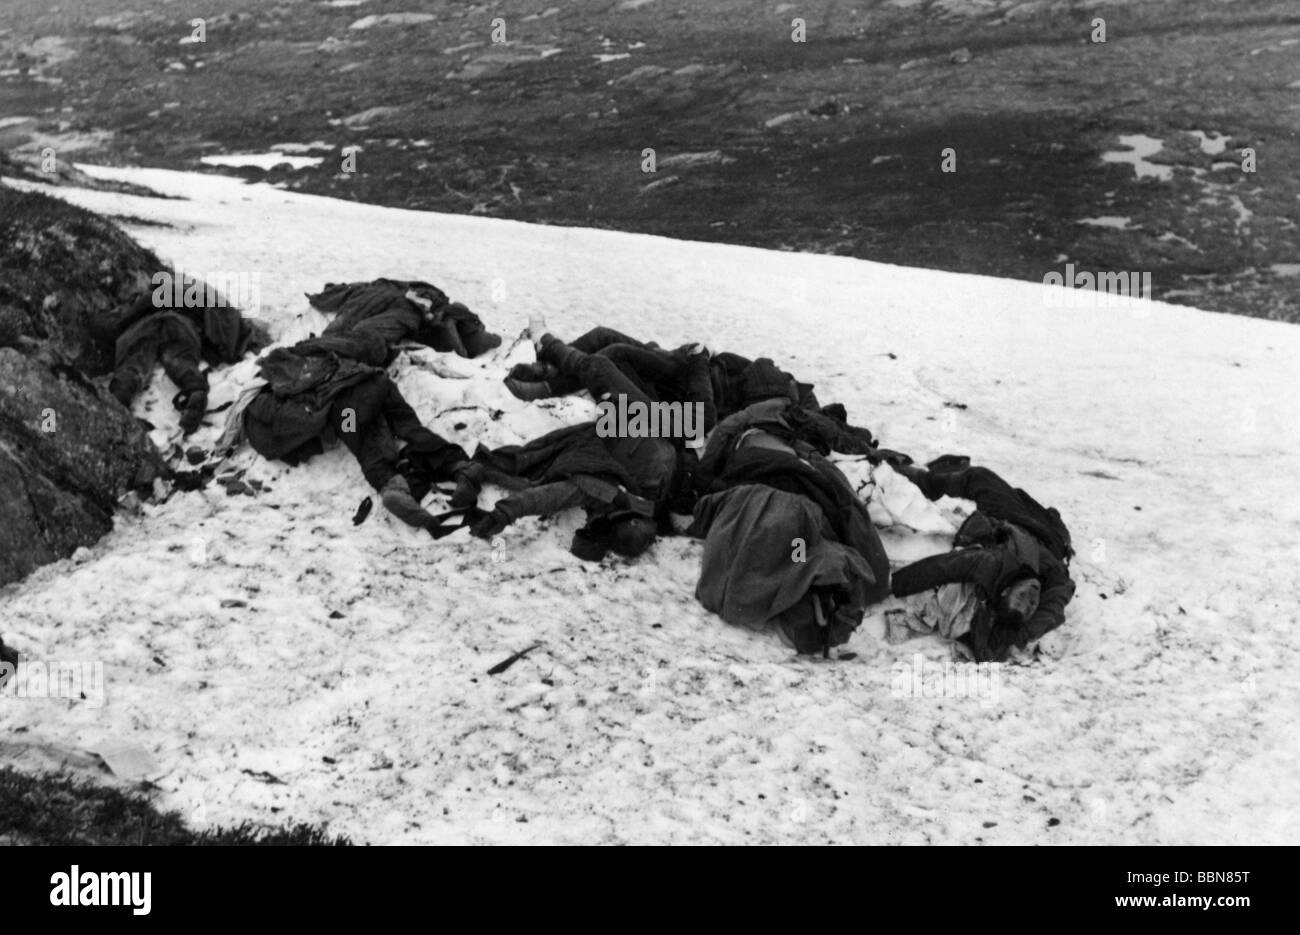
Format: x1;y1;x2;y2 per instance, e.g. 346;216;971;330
380;475;438;531
449;462;484;509
179;390;208;436
504;377;555;401
536;333;587;373
507;362;560;383
469;504;512;540
682;346;716;431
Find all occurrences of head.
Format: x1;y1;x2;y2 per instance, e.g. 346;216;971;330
607;514;656;558
997;575;1042;628
570;512;656;562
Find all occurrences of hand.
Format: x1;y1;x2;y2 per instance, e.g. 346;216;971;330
470;506;511;540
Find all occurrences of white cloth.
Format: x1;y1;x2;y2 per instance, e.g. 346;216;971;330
213;378;267;452
887;581;982;642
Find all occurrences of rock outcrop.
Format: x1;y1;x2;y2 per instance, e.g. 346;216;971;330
0;176;165;586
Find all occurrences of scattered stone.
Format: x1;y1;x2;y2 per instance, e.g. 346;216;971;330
91;12;146;32
611;64;670;85
348;13;436;30
764;112;806;129
658;150;734;169
949;48;973;64
341;106;402;129
639;175;679;194
1005;1;1051;20
448;45;564;81
185;446;206;465
899;58;930;71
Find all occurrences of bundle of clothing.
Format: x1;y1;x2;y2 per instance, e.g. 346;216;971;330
889;464;1075;662
308;279;501;359
218;279;500;533
104;289;268;434
689;398;892;654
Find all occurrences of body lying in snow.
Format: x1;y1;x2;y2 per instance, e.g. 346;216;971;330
463;323;682;562
688;399;892;655
308;278;501;359
219;280;495;531
889;464;1075;662
103;287;269;435
503;325;879;455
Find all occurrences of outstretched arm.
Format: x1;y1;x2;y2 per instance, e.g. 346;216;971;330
890;548;997;598
472;480;588;539
495;481;589;524
914;465;1012;505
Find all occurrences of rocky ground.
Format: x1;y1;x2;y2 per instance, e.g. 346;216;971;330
2;0;1298;321
0;179;163;586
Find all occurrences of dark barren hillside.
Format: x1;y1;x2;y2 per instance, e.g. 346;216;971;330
3;0;1298;320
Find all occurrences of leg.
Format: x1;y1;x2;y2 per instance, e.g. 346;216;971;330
331;377;398;491
159;326;210;434
372;378;478;500
601;343;717;432
109;319;164;407
332;380;442;531
919;465;1022;518
571;326;649;354
600;343;683;391
375;378;427;443
538;335;656;407
510;327;652;398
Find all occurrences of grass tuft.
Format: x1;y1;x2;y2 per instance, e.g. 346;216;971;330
0;767;352;846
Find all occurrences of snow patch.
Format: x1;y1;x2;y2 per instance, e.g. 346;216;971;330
4;163;1299;845
200;153;324;171
1101;134;1173;182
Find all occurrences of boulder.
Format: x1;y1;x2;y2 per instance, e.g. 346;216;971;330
0;177;166;586
0;180;160;377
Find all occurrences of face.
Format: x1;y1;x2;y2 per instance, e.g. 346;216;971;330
999;577;1042;625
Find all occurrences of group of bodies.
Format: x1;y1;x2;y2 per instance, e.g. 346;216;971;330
109;278;1079;662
